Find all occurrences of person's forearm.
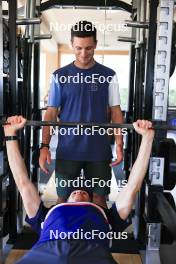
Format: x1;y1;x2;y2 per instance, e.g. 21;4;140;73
42;110;57;144
6;138;29;188
111;109;124;146
127;134;153;192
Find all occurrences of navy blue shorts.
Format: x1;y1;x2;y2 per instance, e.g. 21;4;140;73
15;240;117;264
55;159;112;198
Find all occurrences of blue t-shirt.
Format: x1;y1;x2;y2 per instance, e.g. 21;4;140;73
26;202;131;250
47;62;120;161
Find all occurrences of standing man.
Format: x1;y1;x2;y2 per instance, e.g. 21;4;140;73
39;21;124;207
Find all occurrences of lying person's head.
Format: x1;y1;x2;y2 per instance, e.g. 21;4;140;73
67;189;93;203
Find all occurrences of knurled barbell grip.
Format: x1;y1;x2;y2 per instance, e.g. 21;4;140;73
26;121;135;129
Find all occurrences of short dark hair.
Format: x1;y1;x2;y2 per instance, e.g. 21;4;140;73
71;20;97;42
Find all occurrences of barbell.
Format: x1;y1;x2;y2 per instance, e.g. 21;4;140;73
0;120;176;130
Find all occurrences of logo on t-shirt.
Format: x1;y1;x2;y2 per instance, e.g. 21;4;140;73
90;82;98;91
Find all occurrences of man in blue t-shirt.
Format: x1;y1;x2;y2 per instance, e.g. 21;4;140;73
39;21;124;207
4;116;154;264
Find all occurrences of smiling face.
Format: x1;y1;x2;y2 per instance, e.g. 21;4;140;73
67;190;91;203
71;36;97;68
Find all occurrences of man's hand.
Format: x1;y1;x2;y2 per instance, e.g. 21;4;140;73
4;116;26;136
110;144;123;167
39;148;51;174
133;120;154;138
39;107;58;174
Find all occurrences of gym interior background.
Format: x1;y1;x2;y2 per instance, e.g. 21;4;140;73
0;0;176;264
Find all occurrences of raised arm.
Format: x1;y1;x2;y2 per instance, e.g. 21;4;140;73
115;120;154;220
4;116;41;218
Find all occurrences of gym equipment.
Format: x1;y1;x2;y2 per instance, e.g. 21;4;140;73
41;0;132;13
16;18;41;25
161;193;176;244
1;120;176;130
0;0;6;260
125;20;149;29
3;20;9;75
170;22;176;77
158;138;176;190
156;192;176;241
145;1;175;264
117;37;136;43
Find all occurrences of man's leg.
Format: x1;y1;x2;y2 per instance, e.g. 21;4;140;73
55;159;83;202
84;161;112;208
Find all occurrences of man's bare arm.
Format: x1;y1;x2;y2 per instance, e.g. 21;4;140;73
42;107;59;144
110;105;124;166
115;120;154;220
39;107;59;173
4;116;41;218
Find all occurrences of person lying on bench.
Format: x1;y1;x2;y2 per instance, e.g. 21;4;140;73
4;116;154;264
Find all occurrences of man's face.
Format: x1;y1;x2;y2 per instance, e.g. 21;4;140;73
71;36;97;66
68;190;90;202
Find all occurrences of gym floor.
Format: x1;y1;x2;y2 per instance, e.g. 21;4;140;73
5;250;142;264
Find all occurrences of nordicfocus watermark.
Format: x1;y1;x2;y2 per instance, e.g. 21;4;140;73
50;229;128;240
57;73;116;84
50;125;128;136
50;21;127;33
56;178;127;190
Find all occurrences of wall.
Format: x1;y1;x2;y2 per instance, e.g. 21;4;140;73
40;20;59;101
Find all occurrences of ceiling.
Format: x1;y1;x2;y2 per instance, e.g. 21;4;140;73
16;0;132;50
41;7;132;50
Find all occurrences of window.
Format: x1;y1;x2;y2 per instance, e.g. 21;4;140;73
169;68;176;107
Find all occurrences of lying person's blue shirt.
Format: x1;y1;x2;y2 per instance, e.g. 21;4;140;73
25;202;131;250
